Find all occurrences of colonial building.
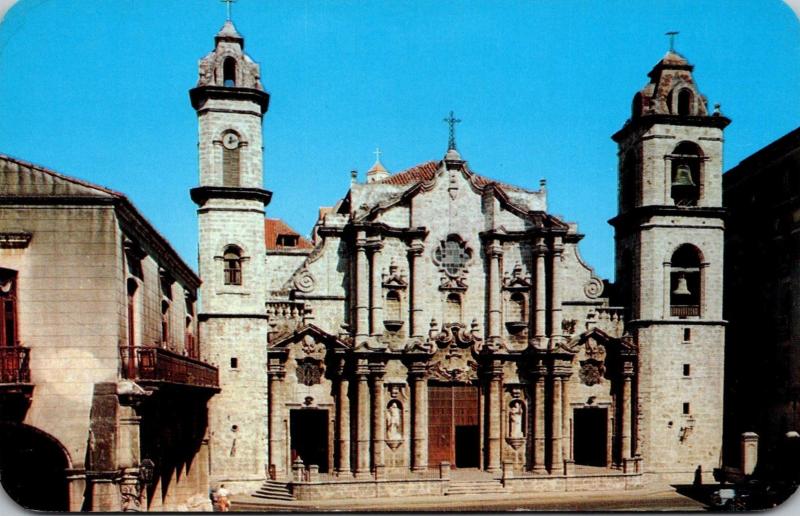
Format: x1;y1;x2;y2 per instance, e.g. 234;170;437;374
723;126;800;479
192;21;728;500
0;155;219;511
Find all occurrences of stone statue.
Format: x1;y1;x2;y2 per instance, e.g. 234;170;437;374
509;401;524;438
385;401;402;441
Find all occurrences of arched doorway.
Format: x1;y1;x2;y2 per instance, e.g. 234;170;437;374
0;423;70;511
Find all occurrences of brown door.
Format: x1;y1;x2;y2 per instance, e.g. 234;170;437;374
428;383;480;468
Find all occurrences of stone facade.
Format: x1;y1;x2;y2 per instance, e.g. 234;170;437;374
0;155;218;511
723;126;800;479
191;21;729;498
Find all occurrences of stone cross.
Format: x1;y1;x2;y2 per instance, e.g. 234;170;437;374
666;31;679;52
373;147;382;161
443;110;461;151
222;0;237;21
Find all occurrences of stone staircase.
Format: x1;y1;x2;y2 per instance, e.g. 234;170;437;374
252;480;294;501
445;478;505;496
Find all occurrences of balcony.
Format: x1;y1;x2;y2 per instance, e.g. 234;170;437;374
0;347;33;417
671;305;700;318
119;346;219;391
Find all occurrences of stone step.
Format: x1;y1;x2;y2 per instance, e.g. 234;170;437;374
252;480;294;501
446;480;505;496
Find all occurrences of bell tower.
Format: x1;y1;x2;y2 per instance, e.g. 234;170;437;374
610;48;730;482
189;19;271;488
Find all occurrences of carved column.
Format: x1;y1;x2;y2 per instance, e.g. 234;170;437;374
268;361;286;478
336;368;351;475
562;372;573;464
487;242;503;340
355;359;371;477
410;362;428;471
355;232;370;339
369;240;383;336
408;240;425;338
371;363;386;470
532;366;547;474
550;372;564;473
621;364;634;462
533;238;547;347
549;237;564;348
486;361;503;472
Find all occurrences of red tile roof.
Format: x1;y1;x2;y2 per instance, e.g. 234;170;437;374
376;160;529;193
265;218;313;250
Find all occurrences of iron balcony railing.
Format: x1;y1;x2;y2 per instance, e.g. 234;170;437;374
0;346;31;384
671;305;700;318
119;346;219;389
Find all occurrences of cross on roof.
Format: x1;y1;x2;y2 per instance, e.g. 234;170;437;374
222;0;237;21
666;31;679;52
443;110;461;151
373;147;382;162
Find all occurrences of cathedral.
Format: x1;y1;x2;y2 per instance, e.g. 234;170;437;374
191;20;727;499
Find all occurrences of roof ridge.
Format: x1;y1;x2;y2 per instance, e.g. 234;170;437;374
0;153;123;198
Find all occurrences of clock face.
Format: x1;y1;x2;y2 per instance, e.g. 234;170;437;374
222;133;240;149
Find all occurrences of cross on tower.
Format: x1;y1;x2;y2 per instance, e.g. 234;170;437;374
222;0;237;21
666;31;679;52
443;110;461;151
373;147;382;162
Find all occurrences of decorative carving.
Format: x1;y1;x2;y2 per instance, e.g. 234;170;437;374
296;358;323;386
119;483;143;512
301;334;325;358
579;362;604;386
293;268;315;293
502;263;532;290
562;319;578;336
385;400;403;441
430;320;483;349
508;400;525;438
425;321;481;382
583;277;604;299
433;236;472;291
382;258;408;289
578;336;607;386
427;359;478;383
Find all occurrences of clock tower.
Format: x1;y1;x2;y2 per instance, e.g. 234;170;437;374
189;20;271;489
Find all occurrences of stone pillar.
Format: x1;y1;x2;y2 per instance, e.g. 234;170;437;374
268;362;286;478
741;432;759;476
533;239;547;347
621;371;633;462
550;375;563;473
66;471;87;512
355;232;370;339
549;237;564;348
337;375;351;475
408;240;425;337
355;360;371;477
486;362;503;473
487;242;503;340
410;363;429;471
371;364;386;470
369;240;383;336
561;371;573;464
533;369;547;474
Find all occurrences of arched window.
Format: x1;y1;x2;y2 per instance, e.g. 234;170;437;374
161;300;171;346
0;268;18;347
445;293;462;323
670;141;702;206
385;290;401;321
677;89;693;116
223;57;236;87
221;131;241;187
506;292;525;322
670;245;702;317
224;246;243;285
126;278;138;377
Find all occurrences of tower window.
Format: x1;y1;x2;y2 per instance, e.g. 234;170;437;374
683;364;691;376
276;234;298;247
677;89;693;116
683;328;691;342
670;142;702;206
230;357;238;369
0;269;18;347
670;244;702;318
223;57;236;87
222;146;240;187
683;403;691;415
224;246;243;285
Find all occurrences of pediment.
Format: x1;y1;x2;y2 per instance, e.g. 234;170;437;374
269;323;350;353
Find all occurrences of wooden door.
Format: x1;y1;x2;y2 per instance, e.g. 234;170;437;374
428;384;479;468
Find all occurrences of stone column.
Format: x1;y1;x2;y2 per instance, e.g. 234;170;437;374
410;363;429;471
268;362;286;478
486;361;503;473
549;237;564;348
550;375;563;473
408;240;425;337
337;374;351;475
533;239;547;347
533;368;547;474
487;242;503;340
561;371;573;463
355;360;371;477
355;232;370;339
369;240;383;336
371;364;386;470
621;372;633;462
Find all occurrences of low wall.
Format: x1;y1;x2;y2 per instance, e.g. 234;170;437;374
291;478;447;500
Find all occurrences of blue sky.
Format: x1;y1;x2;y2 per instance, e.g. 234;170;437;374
1;1;799;280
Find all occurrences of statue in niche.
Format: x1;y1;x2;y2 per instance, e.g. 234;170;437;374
385;400;403;441
508;400;524;438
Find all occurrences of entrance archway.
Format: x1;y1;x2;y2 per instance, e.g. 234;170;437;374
0;423;70;511
428;383;480;468
290;409;329;472
573;407;608;467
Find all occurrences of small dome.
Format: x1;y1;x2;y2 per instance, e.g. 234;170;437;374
445;148;462;161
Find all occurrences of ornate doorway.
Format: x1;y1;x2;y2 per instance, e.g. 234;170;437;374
428;383;480;468
573;407;608;467
290;409;329;472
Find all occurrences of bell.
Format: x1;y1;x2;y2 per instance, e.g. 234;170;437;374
672;164;696;187
673;274;691;296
